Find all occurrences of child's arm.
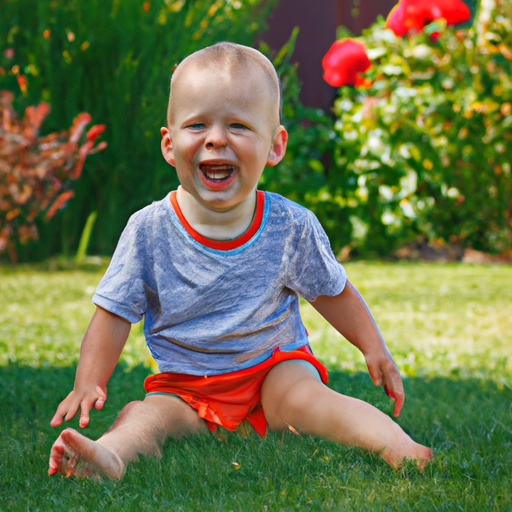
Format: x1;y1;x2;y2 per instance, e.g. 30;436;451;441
50;306;131;428
309;280;404;417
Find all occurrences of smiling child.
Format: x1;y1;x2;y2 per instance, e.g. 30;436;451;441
48;42;432;479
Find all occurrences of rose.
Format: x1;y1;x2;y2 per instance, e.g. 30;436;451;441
322;39;371;88
386;0;470;37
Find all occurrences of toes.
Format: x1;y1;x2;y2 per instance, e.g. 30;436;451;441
48;428;123;480
49;441;64;475
48;430;77;477
60;428;78;448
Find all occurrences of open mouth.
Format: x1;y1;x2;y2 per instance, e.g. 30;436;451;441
199;164;237;184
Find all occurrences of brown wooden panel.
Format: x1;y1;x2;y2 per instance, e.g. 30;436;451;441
339;0;396;35
259;0;397;109
258;0;338;110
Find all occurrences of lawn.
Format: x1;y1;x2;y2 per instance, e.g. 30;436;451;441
0;261;511;511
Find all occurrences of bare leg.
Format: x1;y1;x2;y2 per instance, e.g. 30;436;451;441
48;395;207;479
261;362;433;469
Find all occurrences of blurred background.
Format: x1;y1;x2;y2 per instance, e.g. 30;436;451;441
1;0;510;264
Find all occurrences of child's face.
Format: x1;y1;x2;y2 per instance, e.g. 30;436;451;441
161;62;287;212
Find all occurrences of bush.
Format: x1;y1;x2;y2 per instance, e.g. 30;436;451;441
0;0;277;260
0;91;105;263
259;30;355;253
327;0;512;256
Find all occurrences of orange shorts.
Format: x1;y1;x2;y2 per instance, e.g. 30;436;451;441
143;345;328;437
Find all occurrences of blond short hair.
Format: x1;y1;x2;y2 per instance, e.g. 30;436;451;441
167;42;282;126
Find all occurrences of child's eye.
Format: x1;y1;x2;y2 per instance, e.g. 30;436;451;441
187;123;205;130
230;123;248;130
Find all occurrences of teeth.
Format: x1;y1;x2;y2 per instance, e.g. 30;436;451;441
201;165;234;181
207;170;230;179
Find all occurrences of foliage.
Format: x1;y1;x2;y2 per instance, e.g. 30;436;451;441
3;0;510;260
0;91;105;263
328;0;512;256
1;262;511;509
0;0;277;260
259;30;356;253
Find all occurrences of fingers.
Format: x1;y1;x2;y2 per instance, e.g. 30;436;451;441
94;397;106;411
50;394;79;427
50;413;63;428
383;366;404;417
50;389;106;428
365;362;383;387
384;383;404;417
77;393;106;427
367;355;405;417
371;371;382;387
392;393;404;417
80;388;107;426
79;402;92;428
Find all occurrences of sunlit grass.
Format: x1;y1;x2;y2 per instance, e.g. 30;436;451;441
1;261;511;511
3;261;510;381
0;260;152;369
304;262;512;383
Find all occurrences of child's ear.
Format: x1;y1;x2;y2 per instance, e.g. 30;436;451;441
266;125;288;167
160;127;176;167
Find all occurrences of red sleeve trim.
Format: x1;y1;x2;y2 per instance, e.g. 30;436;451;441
169;190;265;251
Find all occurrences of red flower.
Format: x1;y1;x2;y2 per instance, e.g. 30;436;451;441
322;39;371;87
386;0;471;37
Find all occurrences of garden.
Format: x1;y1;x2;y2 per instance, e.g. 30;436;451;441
1;0;511;510
1;261;511;510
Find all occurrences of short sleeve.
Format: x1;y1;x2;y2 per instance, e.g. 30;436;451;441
284;209;346;302
92;210;151;323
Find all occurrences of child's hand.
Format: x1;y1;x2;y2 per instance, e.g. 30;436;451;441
49;306;130;429
365;352;404;417
50;385;107;429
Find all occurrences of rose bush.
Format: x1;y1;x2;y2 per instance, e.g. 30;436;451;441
259;30;353;248
319;0;512;257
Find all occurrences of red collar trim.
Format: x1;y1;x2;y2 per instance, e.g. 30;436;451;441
169;190;265;250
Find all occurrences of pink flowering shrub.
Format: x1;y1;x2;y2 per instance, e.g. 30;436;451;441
0;91;106;262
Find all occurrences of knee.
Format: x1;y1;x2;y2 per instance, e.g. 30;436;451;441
104;400;143;434
265;380;319;432
281;380;318;416
126;400;143;408
121;400;143;416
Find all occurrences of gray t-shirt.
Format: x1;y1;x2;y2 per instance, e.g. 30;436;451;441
93;191;346;375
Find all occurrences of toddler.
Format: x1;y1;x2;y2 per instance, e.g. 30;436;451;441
48;42;432;479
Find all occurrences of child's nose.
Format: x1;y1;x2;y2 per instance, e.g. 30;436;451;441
205;126;227;149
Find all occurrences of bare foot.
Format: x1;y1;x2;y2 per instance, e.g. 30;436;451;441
380;437;433;469
48;428;125;479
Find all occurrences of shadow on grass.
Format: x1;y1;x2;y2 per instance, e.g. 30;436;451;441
1;363;511;510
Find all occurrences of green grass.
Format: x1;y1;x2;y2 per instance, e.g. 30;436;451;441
1;261;511;511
